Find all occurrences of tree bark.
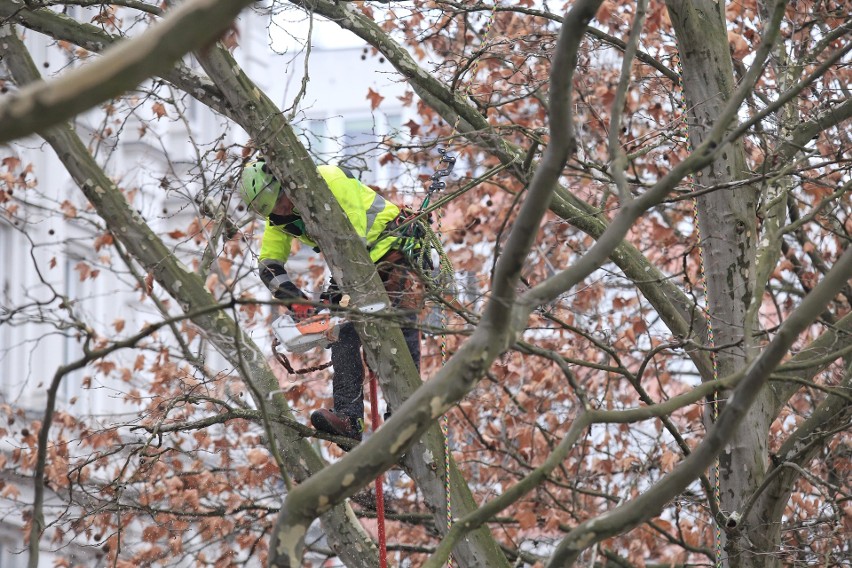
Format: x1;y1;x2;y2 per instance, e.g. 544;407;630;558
666;2;786;566
291;0;718;382
192;36;514;568
545;247;852;566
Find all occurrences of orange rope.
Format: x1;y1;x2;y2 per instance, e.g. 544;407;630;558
368;368;388;568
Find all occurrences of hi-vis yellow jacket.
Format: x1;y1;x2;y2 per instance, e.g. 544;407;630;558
259;165;400;267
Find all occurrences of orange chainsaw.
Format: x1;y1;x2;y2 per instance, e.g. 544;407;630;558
272;302;386;353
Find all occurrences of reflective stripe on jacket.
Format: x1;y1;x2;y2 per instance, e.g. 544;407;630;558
258;165;401;265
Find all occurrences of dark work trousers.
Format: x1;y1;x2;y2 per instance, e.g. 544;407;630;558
330;250;424;423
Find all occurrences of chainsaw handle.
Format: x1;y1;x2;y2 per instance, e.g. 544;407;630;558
290;302;315;320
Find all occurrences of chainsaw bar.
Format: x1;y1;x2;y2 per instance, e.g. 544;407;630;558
272;302;387;354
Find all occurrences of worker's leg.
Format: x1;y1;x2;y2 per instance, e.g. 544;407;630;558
330;321;365;422
311;320;364;442
401;318;421;371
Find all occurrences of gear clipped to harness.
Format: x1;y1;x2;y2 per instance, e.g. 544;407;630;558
422;147;456;211
401;147;457;290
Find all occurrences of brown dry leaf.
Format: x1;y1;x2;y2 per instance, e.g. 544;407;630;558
404;119;420;136
397;91;414;106
1;156;21;170
60;200;78;219
152;102;168;119
366;87;385;110
74;262;91;281
218;257;233;274
247;448;267;467
516;509;537;530
597;0;616;26
93;232;114;251
727;31;749;58
220;23;240;51
205;273;220;293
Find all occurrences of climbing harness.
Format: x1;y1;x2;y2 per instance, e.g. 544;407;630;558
676;54;724;568
268;6;500;564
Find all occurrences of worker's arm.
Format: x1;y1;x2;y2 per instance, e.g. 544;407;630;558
258;224;306;301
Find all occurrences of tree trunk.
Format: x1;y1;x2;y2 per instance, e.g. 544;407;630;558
667;2;778;567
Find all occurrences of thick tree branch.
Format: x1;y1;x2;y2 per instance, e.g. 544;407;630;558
424;371;741;568
0;0;238;120
260;2;605;565
738;368;852;555
184;32;512;567
771;98;852;164
770;311;852;413
0;0;251;142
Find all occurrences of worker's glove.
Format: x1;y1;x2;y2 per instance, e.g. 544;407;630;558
290;303;315;320
320;280;343;306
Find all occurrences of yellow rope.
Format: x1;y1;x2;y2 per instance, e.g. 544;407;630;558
426;6;500;566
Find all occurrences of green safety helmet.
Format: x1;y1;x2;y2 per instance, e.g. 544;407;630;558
240;160;281;217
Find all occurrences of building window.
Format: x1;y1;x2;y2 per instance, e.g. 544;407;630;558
300;119;329;160
0;539;29;568
341;117;379;183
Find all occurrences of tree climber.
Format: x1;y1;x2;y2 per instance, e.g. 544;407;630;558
240;159;425;442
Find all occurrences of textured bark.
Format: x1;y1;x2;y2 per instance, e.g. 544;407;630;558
0;26;379;568
6;2;849;567
0;0;236;120
771;311;852;414
666;2;783;566
249;1;606;564
191;37;513;568
2;4;509;565
0;0;251;143
749;371;852;568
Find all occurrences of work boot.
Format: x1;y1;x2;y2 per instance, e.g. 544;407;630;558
311;409;362;442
